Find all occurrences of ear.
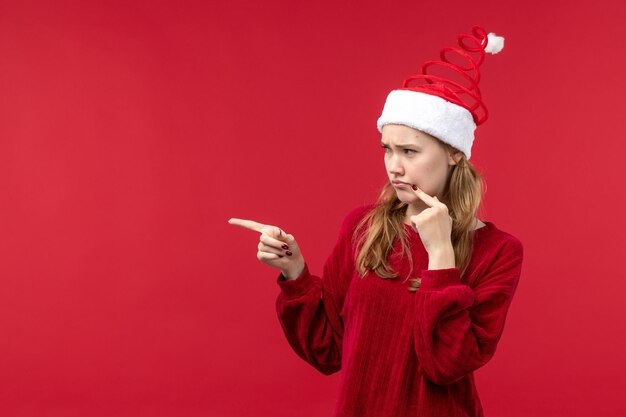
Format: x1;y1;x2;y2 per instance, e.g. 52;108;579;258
448;150;463;166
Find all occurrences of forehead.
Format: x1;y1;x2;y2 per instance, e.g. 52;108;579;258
381;124;434;143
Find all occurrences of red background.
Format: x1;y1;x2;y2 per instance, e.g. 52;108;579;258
1;0;625;416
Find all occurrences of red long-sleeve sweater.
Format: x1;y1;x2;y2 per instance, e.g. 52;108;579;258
275;203;524;417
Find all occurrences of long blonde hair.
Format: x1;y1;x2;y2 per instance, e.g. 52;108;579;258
352;143;486;282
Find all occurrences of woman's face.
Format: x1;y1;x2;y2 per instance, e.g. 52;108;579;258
381;124;460;205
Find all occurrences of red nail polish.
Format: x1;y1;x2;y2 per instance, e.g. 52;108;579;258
282;244;289;249
286;251;292;256
411;184;417;191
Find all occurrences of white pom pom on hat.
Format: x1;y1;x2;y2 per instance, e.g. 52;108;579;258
485;32;505;54
377;25;505;160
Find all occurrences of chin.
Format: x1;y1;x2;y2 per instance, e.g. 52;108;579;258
395;192;417;203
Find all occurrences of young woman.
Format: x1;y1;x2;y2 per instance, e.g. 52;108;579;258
229;25;523;417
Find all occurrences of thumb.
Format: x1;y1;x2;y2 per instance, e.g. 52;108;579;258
276;227;296;244
269;225;283;239
283;233;296;244
268;225;297;244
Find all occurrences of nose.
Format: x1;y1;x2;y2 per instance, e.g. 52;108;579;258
388;153;404;175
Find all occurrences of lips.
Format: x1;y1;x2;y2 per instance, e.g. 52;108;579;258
392;180;410;185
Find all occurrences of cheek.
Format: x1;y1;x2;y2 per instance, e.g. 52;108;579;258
408;162;429;179
409;161;442;189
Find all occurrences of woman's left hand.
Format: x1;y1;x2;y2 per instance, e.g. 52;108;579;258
408;185;454;255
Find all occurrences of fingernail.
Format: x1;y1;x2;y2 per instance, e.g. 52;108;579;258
278;255;284;258
282;244;289;249
285;251;292;256
411;185;418;191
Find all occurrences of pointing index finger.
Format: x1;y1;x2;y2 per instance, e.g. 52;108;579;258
228;218;266;233
411;185;436;207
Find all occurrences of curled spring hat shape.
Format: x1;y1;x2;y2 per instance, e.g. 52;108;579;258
402;25;503;126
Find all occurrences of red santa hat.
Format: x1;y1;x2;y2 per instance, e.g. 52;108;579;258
376;25;505;160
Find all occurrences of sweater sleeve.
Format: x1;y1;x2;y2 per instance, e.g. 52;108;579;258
413;238;524;385
274;206;366;376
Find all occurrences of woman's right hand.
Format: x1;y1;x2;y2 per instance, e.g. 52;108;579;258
228;217;305;280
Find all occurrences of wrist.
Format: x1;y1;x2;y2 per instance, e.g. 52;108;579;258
427;246;455;270
282;259;305;281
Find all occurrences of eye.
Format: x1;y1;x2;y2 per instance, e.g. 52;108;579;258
381;144;418;154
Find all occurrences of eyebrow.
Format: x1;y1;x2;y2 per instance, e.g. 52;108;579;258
380;141;419;147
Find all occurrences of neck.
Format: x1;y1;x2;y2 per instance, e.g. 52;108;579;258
403;203;428;224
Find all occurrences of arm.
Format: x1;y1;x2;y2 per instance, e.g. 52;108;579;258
275;207;365;375
413;238;524;385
